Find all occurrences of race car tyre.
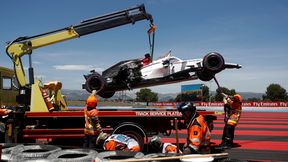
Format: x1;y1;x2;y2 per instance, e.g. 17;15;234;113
98;91;115;99
95;151;144;161
196;70;214;81
10;144;61;161
1;143;24;161
203;52;225;72
84;72;105;93
47;148;98;162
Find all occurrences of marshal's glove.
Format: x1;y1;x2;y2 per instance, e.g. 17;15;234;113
221;93;228;98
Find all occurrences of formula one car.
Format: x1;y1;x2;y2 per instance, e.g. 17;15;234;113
82;52;241;98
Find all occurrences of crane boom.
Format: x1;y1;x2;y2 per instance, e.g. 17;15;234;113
6;4;153;87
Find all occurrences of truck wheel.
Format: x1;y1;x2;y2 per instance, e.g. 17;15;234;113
47;149;97;161
10;144;61;160
96;151;144;161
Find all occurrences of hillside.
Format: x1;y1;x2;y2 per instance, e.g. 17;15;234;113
62;89;264;101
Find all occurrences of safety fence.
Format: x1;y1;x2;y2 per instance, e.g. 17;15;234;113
150;102;288;107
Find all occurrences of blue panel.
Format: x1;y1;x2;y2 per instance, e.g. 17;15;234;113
181;84;203;93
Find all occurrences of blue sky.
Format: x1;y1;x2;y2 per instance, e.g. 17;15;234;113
1;0;288;94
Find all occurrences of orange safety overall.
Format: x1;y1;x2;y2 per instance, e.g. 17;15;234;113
186;114;211;153
225;98;242;126
221;95;242;148
84;107;102;135
104;134;140;152
0;109;9;116
162;143;179;153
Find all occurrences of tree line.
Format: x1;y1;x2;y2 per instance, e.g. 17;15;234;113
135;83;288;102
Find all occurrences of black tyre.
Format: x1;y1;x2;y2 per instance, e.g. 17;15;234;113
47;148;98;162
10;144;61;161
196;70;214;81
84;72;105;93
203;52;225;72
98;91;115;99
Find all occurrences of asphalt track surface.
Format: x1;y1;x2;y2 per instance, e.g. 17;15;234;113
161;111;288;162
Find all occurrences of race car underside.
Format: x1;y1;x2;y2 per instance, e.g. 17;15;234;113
82;52;241;98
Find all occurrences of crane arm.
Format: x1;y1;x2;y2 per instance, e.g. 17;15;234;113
6;4;153;87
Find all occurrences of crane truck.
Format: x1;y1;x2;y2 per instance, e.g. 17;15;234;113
3;4;222;150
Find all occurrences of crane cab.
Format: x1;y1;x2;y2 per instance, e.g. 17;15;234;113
0;66;18;108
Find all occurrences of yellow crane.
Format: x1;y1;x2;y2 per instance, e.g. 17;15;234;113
5;4;155;112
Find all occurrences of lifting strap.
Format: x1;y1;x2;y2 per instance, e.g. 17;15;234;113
147;24;156;61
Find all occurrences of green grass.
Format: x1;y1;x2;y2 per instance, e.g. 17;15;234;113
67;100;147;107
